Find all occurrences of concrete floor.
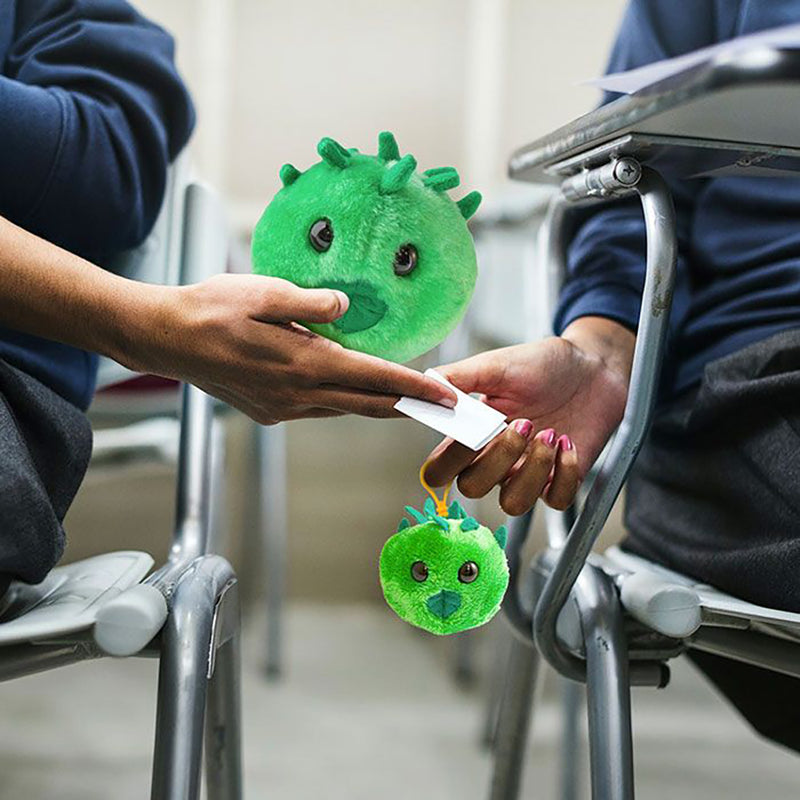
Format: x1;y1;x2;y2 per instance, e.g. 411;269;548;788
0;604;798;800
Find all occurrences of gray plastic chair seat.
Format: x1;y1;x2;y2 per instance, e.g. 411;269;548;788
0;551;166;655
598;546;800;641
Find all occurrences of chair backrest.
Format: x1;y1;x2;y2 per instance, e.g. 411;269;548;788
94;153;192;392
468;187;554;347
97;152;226;389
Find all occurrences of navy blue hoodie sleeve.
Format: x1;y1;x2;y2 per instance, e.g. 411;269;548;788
0;0;195;260
553;0;727;338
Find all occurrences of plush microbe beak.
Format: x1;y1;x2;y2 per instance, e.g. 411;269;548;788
426;589;462;619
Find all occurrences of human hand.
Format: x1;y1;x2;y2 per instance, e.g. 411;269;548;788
423;317;635;514
116;274;457;424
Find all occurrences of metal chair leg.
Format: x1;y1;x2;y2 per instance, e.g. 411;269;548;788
574;566;634;800
453;631;477;686
207;415;227;555
488;636;540;800
481;629;514;749
205;581;243;800
559;678;583;800
151;555;239;800
259;422;288;678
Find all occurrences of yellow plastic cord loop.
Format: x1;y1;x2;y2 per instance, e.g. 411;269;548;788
419;460;452;517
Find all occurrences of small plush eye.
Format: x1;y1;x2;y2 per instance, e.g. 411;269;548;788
309;218;334;252
393;243;418;276
458;561;479;583
410;561;429;582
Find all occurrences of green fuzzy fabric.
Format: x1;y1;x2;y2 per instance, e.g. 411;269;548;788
251;132;480;363
379;514;509;636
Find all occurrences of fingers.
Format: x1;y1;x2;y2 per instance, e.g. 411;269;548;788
253;279;350;324
544;435;581;511
457;420;533;499
312;387;408;418
499;428;559;516
279;407;346;422
423;438;478;488
323;351;456;408
424;424;583;517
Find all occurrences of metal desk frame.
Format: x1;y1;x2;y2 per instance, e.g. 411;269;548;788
491;43;800;800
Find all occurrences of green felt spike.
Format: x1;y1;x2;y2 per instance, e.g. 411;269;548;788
423;168;460;192
279;163;301;187
404;506;427;525
348;147;360;153
457;190;482;220
461;517;480;532
397;518;411;533
494;525;508;550
380;154;417;194
377;131;400;162
433;515;450;531
424;166;455;176
423;497;437;517
317;137;351;169
448;501;466;519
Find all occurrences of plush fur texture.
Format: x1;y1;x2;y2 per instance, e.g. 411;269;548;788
251;132;481;363
379;501;509;635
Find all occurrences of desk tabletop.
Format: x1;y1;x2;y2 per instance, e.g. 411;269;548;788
510;46;800;183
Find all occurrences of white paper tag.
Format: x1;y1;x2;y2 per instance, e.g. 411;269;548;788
394;369;508;451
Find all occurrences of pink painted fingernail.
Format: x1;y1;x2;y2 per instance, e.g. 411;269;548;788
558;434;573;451
538;428;557;447
513;419;533;438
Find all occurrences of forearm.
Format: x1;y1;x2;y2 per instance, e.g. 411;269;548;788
0;215;170;369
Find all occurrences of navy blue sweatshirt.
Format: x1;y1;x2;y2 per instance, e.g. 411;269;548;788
0;0;194;409
556;0;800;398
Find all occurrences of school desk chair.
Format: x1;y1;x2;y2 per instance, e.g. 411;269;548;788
89;182;289;681
0;156;243;799
488;37;800;800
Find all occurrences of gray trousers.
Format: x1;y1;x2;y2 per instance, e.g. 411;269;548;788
0;359;92;594
625;328;800;751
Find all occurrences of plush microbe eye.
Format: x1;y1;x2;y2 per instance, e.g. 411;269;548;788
393;243;418;276
309;218;334;252
458;561;479;584
410;561;429;582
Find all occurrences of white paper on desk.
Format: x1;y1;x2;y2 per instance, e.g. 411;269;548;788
394;369;507;451
587;23;800;95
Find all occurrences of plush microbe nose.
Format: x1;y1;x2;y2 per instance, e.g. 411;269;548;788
426;589;461;619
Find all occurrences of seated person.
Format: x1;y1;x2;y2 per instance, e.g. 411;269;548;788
426;0;800;752
0;1;453;599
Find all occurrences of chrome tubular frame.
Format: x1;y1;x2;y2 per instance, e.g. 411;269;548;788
532;163;677;683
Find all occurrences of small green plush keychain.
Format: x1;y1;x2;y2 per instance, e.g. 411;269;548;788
251;131;481;363
379;462;509;635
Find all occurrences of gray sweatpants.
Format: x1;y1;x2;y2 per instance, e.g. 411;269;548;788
0;358;92;595
625;328;800;752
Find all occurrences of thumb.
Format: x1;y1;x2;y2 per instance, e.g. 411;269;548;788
255;282;350;324
435;350;504;396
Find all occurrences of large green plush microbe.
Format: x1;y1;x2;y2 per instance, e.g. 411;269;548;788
251;132;481;363
379;500;509;635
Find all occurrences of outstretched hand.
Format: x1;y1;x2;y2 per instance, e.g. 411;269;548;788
423;317;635;515
119;274;457;424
